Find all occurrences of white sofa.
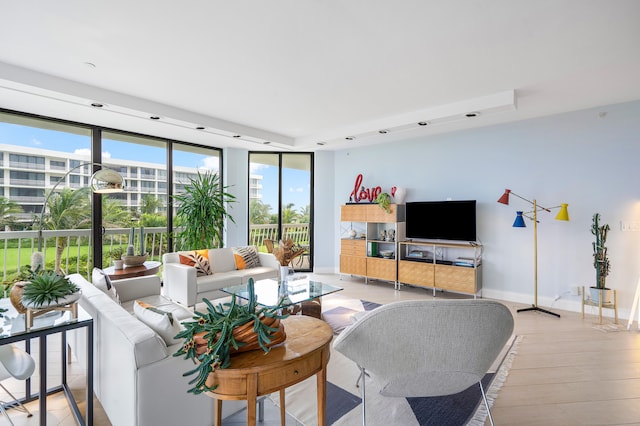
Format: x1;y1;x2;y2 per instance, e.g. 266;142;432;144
162;247;280;307
67;273;244;426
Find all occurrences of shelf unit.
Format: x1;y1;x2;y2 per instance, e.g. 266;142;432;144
398;240;482;297
339;203;405;287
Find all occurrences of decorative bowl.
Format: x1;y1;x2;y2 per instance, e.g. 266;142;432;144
379;250;394;258
121;254;148;266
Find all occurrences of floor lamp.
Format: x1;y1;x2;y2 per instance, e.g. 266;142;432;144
497;189;570;318
37;163;125;253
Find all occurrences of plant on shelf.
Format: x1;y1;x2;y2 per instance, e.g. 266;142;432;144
376;192;392;213
172;170;236;251
21;269;79;308
173;277;289;395
591;213;611;290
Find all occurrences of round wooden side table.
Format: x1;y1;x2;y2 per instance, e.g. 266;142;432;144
206;315;333;426
103;260;161;281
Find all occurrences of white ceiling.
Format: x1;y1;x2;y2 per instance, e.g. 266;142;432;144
1;1;639;152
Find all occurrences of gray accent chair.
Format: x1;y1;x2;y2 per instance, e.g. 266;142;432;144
333;299;514;426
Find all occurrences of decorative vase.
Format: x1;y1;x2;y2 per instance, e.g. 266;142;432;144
349;229;357;239
10;281;27;314
280;266;290;283
393;187;407;204
590;287;612;305
113;259;124;270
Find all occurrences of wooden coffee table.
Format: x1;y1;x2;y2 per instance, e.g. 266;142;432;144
206;315;333;426
103;260;161;281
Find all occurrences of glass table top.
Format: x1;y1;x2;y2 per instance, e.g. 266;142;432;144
0;297;92;340
221;276;343;308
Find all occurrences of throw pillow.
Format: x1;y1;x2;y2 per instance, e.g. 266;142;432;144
233;246;261;270
179;249;212;276
133;300;183;346
91;267;118;302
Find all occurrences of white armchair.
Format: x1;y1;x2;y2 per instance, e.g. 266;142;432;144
333;299;514;426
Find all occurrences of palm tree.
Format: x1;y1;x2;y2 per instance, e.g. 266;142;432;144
102;196;131;227
141;193;164;215
40;187;91;274
282;203;300;224
0;196;23;230
249;199;272;224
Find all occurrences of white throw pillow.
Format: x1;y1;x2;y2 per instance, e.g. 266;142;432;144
133;300;184;346
91;268;119;302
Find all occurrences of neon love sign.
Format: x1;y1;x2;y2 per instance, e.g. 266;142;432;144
349;173;399;203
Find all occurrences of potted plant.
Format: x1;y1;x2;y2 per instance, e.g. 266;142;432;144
20;269;80;309
173;278;288;395
591;213;611;304
172;170;236;251
110;246;125;269
272;238;306;280
376;192;392;213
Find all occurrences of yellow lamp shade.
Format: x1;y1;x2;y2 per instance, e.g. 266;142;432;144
555;203;570;221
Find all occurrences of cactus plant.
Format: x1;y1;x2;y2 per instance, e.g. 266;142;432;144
173;277;289;395
591;213;611;289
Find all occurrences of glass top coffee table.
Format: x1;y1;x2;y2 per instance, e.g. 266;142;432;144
221;276;342;317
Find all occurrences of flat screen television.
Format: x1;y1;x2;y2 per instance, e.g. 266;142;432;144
405;200;477;242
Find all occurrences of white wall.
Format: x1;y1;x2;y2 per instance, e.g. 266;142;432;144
329;100;640;320
223;147;248;248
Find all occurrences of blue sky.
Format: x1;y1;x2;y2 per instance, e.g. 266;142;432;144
1;120;310;211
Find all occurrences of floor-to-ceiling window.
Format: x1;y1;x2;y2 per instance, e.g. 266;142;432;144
101;131;169;267
0;111;92;276
0;108;223;280
248;152;313;271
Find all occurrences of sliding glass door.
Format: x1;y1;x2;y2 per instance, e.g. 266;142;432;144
248;152;313;271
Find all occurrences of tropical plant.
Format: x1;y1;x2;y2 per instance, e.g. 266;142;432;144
281;203;300;224
172;171;236;250
0;196;23;230
249;199;272;225
173;278;288;395
591;213;611;289
376;192;392;213
110;246;124;260
141;193;164;215
40;187;91;274
22;269;79;307
102;196;131;227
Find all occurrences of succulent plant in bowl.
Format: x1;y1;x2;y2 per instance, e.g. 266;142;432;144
22;270;80;308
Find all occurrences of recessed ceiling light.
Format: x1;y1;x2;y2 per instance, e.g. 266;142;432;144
263;141;271;145
378;130;389;134
317;142;326;146
90;102;104;108
233;135;241;138
345;136;355;140
196;126;205;130
418;121;429;126
83;62;96;68
465;112;480;118
150;116;160;120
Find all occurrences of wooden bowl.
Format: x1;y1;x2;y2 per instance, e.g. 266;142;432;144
121;254;148;266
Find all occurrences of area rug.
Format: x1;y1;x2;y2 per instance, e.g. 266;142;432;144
271;296;521;425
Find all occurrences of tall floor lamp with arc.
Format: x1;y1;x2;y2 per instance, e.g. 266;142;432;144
35;162;125;268
497;188;570;318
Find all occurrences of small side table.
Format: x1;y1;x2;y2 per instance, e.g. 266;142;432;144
582;286;618;324
206;315;333;426
103;260;161;281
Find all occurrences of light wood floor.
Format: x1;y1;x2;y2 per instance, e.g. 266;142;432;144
3;273;640;425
